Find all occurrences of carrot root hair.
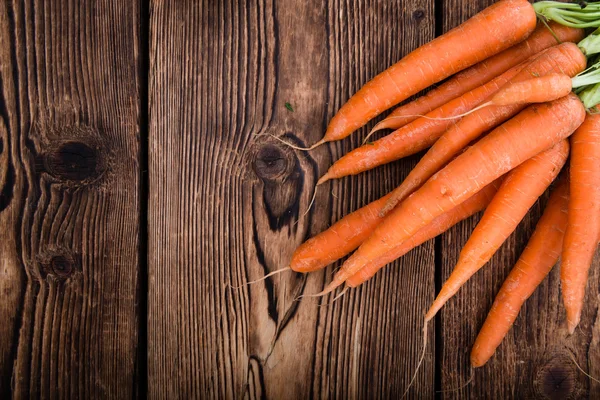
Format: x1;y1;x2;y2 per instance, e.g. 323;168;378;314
229;267;292;289
317;287;350;308
295;287;336;301
436;368;474;393
270;135;325;151
293;185;318;225
569;353;600;384
401;320;428;399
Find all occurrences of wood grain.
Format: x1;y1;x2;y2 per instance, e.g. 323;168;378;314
0;0;141;397
438;2;600;398
147;0;435;397
1;0;598;397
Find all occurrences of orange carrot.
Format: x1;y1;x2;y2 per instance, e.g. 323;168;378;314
471;177;569;367
290;193;391;273
320;94;585;296
425;140;570;321
432;73;574;122
315;0;537;147
379;43;586;214
346;180;501;288
372;22;584;133
318;62;525;184
561;114;600;333
484;73;573;106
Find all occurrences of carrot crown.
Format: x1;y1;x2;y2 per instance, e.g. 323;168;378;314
535;1;600;108
572;58;600;109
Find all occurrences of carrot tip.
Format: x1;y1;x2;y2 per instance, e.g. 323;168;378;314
317;173;331;186
567;321;578;335
424;305;437;322
310;139;326;150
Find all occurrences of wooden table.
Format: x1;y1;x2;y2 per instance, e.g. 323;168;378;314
0;0;599;398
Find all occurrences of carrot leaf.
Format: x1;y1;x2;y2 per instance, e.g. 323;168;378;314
577;27;600;56
575;82;600;109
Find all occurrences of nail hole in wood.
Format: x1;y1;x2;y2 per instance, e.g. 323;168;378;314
45;141;100;182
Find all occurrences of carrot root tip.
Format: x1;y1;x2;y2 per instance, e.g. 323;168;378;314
567;320;578;335
294;185;319;225
317;173;331;186
401;320;428;399
436;369;474;393
569;353;600;384
229;267;292;289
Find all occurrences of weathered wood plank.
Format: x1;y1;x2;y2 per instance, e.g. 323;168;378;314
148;0;435;397
439;1;600;397
0;0;141;397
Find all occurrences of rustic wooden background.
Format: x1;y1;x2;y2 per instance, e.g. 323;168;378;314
0;0;599;398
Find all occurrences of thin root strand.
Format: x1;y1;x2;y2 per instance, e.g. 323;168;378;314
317;287;350;308
371;104;491;137
402;320;428;399
436;368;474;393
229;267;292;289
270;135;325;151
570;353;600;384
294;185;318;226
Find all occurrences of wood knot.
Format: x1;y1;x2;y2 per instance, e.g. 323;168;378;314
534;351;579;400
44;141;101;182
38;250;80;282
50;255;74;278
253;144;292;181
412;9;426;22
247;136;311;228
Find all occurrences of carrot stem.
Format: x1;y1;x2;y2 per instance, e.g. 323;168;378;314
534;2;600;28
576;27;600;56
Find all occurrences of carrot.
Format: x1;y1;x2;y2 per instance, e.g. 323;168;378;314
290;193;391;273
379;43;586;214
470;177;569;367
484;73;573;106
320;94;585;296
371;22;584;133
313;0;537;147
346;179;501;288
425;140;570;321
561;114;600;333
318;62;525;184
434;73;574;122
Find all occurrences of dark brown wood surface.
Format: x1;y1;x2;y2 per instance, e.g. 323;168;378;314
1;0;599;398
147;0;436;398
0;0;141;397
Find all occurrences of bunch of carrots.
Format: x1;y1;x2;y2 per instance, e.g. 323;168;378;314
267;0;600;385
